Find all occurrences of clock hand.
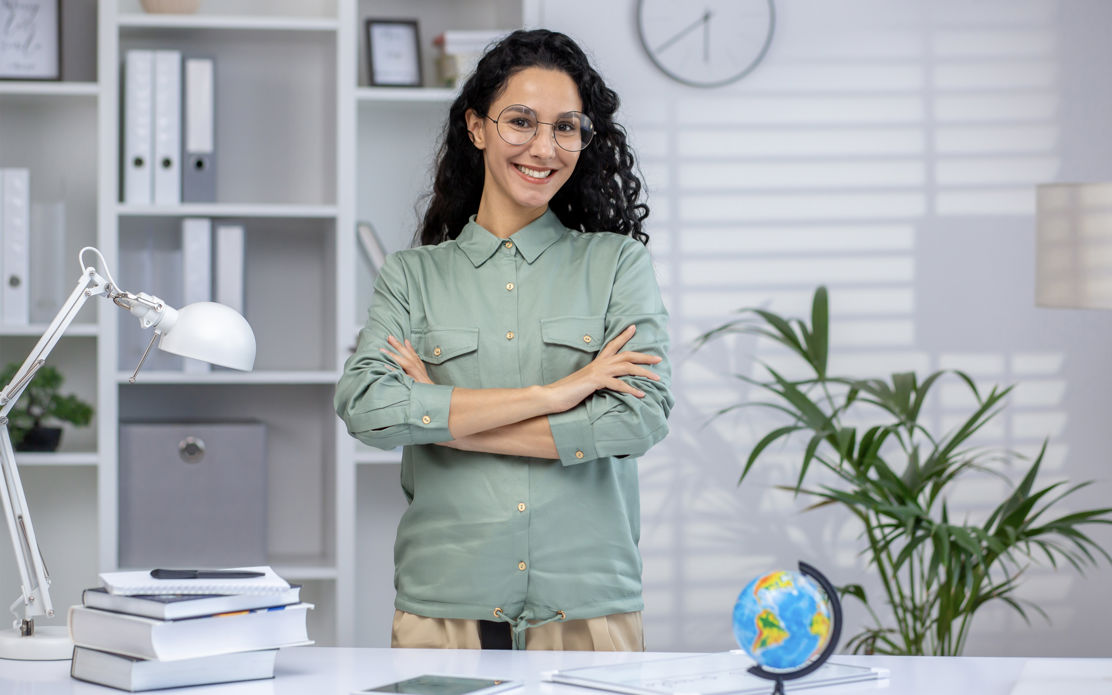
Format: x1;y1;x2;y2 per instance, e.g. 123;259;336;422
655;9;712;54
704;9;712;62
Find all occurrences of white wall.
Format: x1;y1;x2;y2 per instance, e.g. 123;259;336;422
532;0;1112;656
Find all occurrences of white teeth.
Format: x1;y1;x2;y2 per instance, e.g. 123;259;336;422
515;164;553;179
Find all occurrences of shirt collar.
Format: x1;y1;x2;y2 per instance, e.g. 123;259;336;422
456;209;567;267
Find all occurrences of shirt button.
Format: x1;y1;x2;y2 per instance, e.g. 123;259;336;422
517;502;526;512
421;415;431;424
504;241;514;249
575;450;584;459
583;335;592;344
433;347;442;357
518;561;527;571
506;282;514;291
506;331;515;340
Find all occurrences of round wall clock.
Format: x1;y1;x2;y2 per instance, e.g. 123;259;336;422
636;0;776;88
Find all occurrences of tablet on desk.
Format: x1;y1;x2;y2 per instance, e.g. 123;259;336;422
354;675;520;695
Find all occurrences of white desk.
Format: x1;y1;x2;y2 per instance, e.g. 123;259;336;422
0;647;1102;694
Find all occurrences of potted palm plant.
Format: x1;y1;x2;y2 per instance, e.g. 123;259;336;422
695;286;1112;655
1;362;94;452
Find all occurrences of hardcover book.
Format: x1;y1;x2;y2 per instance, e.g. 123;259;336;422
68;603;312;661
71;646;278;692
82;585;301;621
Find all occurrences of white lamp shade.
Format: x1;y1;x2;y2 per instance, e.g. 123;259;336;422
1036;182;1112;310
158;302;256;371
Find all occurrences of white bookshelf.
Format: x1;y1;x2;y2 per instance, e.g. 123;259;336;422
0;0;537;649
117;203;340;218
0;324;99;337
0;82;101;98
356;86;458;103
14;452;101;467
116;14;341;32
114;370;342;385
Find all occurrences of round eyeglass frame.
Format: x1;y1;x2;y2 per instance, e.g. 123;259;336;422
484;104;595;152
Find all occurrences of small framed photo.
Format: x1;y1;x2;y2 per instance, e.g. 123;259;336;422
366;19;422;87
0;0;61;81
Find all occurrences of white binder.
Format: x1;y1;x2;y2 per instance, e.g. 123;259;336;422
181;218;212;373
0;171;3;324
1;169;31;325
153;50;182;206
124;50;155;205
215;223;245;315
183;57;216;202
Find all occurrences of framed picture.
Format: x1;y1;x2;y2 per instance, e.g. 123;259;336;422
0;0;61;81
365;19;422;87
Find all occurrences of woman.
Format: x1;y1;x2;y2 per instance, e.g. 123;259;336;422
335;29;672;651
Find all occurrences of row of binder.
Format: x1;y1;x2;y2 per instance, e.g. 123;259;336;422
124;50;216;206
0;168;30;325
183;219;246;372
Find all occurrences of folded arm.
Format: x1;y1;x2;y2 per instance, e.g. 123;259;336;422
375;241;673;464
380;326;661;458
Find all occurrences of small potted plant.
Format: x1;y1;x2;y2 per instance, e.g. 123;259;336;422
1;362;94;452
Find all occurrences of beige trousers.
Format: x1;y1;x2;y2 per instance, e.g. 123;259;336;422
391;609;644;651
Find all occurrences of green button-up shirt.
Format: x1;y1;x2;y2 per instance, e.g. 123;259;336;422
335;210;673;633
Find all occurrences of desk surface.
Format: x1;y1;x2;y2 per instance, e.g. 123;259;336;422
0;647;1104;694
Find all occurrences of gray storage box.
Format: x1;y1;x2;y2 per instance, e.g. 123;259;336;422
119;422;267;568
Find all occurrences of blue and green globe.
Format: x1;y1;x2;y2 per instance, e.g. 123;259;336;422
732;570;833;672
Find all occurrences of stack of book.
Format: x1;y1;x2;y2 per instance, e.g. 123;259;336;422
68;566;311;692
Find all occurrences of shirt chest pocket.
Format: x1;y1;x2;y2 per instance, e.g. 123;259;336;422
413;328;480;388
540;316;604;384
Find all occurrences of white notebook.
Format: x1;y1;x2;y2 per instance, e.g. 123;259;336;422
99;566;290;596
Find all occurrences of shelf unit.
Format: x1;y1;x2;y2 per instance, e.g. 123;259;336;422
0;0;537;648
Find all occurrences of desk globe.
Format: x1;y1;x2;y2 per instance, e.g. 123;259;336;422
732;562;843;695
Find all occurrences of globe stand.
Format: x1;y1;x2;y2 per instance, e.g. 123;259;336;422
746;562;843;695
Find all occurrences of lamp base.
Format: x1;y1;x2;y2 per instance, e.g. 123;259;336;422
0;625;72;660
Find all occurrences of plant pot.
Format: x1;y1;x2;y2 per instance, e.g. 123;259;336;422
16;427;63;453
139;0;201;13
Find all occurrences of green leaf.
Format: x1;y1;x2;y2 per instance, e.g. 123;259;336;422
751;308;807;356
798;432;827;491
907;371;945;424
764;366;833;433
740;425;803;483
809;286;829;378
834;426;857;465
839;583;868;605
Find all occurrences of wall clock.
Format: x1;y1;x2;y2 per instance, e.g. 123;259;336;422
636;0;775;88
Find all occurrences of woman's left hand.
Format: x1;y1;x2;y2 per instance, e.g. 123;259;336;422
381;335;433;384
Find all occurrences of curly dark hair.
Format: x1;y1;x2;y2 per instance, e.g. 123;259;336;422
417;29;649;247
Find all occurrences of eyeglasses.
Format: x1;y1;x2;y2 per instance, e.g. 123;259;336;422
485;104;595;152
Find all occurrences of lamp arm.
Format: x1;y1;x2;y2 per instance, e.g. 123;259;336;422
0;266;108;632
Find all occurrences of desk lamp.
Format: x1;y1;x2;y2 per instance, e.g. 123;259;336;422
0;247;256;660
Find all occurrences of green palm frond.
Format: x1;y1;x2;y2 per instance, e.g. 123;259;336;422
693;285;1112;656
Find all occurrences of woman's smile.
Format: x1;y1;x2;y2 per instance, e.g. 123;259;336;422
513;163;556;181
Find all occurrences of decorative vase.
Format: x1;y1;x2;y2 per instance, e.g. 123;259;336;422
16;427;63;453
139;0;201;13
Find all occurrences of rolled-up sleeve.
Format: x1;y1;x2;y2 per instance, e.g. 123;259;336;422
335;253;454;449
548;240;673;465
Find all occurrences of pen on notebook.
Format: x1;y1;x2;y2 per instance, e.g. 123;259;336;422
149;569;266;580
